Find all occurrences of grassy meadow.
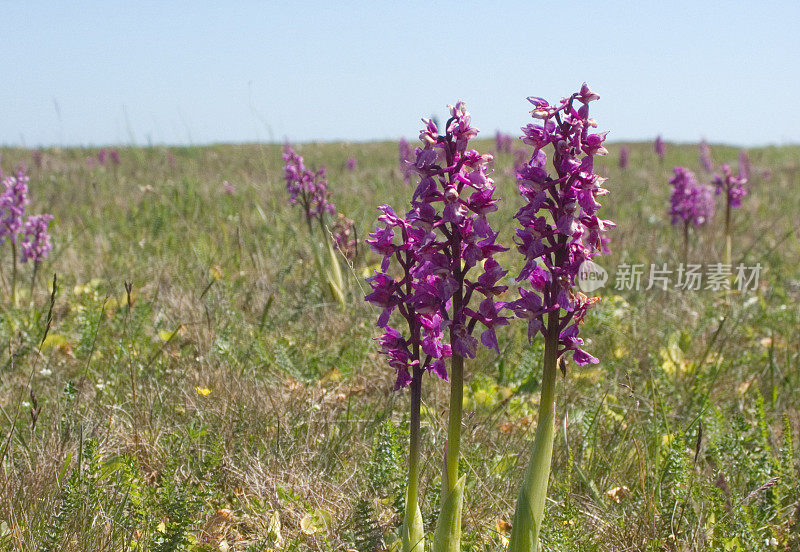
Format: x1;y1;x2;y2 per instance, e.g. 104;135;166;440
0;139;798;551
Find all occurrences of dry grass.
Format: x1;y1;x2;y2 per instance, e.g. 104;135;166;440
0;141;797;551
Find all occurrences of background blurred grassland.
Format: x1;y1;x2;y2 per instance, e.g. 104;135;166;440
0;139;798;551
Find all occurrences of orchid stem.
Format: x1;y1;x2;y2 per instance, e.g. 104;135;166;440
508;311;560;552
724;199;732;268
433;352;465;552
29;262;39;304
317;214;330;245
408;367;421;506
683;222;689;266
444;354;463;493
10;241;17;306
402;364;424;552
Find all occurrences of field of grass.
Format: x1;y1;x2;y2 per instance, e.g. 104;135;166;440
0;139;798;551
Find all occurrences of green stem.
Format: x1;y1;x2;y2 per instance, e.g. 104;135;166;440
402;250;424;552
444;234;465;495
0;248;6;292
317;212;332;247
508;311;560;552
304;212;315;237
683;222;689;266
11;241;17;306
29;262;39;304
408;368;421;507
444;354;464;493
303;213;342;306
402;364;424;552
434;246;466;552
724;198;732;268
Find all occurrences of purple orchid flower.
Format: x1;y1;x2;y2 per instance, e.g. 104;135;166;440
0;167;30;244
713;163;748;265
20;214;54;263
670;167;715;227
398;138;414;184
282;144;336;224
669;166;715;262
495;131;514;153
699;139;713;173
618;146;629;169
506;84;613;552
654;134;666;159
508;83;613;368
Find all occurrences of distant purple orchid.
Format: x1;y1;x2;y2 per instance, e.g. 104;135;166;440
222;180;236;195
0;167;30;244
738;150;751;181
20;214;53;263
669;166;715;262
398;138;414;184
512;147;528;172
495;131;514;153
618;146;629;169
713;164;747;209
97;148;108;165
282;144;336;223
508;83;613;368
346;157;357;171
699;139;713;172
332;213;357;260
109;149;121;165
669;167;715;227
714;163;748;265
283;145;354;307
654;135;666;159
1;165;53;302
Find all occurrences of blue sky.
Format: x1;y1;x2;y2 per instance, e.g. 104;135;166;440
2;1;798;147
